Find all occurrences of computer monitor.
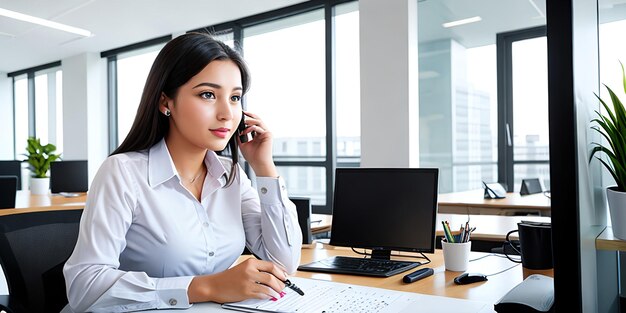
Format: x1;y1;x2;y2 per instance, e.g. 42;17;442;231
0;161;22;191
329;168;439;259
50;160;88;193
0;176;17;209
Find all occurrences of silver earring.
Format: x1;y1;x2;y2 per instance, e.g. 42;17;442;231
164;109;171;117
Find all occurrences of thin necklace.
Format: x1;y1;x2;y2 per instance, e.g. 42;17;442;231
183;166;204;184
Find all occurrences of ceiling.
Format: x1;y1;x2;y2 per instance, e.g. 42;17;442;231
0;0;307;73
2;0;626;74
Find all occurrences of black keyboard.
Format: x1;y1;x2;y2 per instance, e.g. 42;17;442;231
298;256;421;277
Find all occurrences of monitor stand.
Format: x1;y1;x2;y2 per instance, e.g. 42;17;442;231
370;249;392;260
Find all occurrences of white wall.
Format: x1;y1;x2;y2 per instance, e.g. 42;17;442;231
0;73;14;159
359;0;419;167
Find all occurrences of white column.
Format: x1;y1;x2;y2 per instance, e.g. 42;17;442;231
359;0;419;167
62;53;108;185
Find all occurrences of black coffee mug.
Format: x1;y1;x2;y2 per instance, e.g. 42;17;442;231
505;221;553;270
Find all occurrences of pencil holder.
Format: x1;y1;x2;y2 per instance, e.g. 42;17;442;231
442;240;471;272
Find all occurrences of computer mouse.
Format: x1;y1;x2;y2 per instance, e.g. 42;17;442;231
454;273;488;285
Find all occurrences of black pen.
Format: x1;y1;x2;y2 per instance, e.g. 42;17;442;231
249;252;304;296
284;279;304;296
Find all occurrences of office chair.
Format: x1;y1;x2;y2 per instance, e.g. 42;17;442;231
0;209;83;313
0;176;18;209
241;197;313;255
0;161;22;191
50;160;88;193
290;197;313;244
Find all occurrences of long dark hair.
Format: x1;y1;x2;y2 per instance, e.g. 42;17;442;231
112;32;250;186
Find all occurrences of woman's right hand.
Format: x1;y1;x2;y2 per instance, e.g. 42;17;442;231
188;258;287;304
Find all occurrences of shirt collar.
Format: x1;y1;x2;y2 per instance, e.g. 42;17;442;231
148;139;228;188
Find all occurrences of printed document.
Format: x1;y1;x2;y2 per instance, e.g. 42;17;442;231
222;277;489;313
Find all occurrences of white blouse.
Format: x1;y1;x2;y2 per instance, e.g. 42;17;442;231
63;139;302;312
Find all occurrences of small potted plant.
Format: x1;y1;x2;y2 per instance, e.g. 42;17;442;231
23;137;61;195
590;62;626;240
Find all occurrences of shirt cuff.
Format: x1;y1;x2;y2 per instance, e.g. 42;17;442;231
256;176;290;205
155;276;194;309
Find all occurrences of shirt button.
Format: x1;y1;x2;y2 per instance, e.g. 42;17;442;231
261;187;268;194
209;251;215;256
169;298;177;306
281;185;286;190
203;222;209;227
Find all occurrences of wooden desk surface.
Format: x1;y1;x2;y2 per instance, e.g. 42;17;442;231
438;190;551;216
596;226;626;251
14;190;86;209
293;245;522;303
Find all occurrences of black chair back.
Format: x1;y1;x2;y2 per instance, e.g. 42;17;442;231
0;209;82;313
290;197;313;244
50;161;88;193
0;176;18;209
0;161;22;191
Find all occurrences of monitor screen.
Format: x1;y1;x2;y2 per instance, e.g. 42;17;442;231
50;160;88;193
0;161;22;190
329;168;438;256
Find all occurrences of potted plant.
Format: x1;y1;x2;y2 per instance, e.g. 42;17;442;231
590;62;626;240
23;137;61;195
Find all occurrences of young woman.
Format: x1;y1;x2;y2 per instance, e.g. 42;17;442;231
63;33;302;312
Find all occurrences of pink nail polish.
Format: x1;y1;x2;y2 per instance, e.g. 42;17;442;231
280;291;286;298
270;297;278;301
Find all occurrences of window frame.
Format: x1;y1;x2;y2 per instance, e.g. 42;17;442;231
101;35;172;153
496;26;548;191
8;61;62;159
191;0;355;214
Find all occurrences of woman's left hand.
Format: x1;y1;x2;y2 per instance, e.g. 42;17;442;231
238;111;278;177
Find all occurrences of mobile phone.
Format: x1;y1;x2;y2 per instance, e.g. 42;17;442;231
238;115;254;143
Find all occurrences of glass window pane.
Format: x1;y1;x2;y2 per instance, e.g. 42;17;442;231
117;47;162;146
14;77;28;158
513;163;550;192
418;5;506;192
453;164;498;191
418;0;546;192
277;166;326;206
335;2;360;161
243;10;326;157
599;2;626;225
512;37;549;162
34;74;49;144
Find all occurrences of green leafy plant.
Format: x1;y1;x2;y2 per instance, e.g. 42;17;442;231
23;137;61;178
590;62;626;192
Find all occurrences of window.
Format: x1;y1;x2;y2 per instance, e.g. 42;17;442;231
13;76;28;158
9;63;63;159
102;35;171;152
116;47;162;146
335;2;360;166
244;10;327;158
243;9;328;207
497;27;549;192
106;1;357;213
417;0;547;193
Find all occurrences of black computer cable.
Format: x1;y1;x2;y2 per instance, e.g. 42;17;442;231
468;253;521;277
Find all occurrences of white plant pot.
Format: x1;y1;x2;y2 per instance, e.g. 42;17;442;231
607;187;626;240
30;177;50;195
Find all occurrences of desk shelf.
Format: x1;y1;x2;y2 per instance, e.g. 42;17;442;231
596;226;626;251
